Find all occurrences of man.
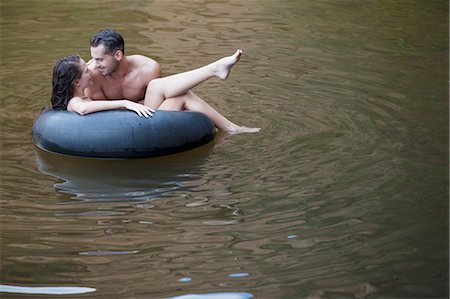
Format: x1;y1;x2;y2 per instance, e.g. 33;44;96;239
86;29;160;103
85;29;260;134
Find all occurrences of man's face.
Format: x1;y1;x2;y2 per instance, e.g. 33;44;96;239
90;44;119;76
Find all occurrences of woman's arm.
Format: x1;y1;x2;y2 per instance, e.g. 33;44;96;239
67;97;154;117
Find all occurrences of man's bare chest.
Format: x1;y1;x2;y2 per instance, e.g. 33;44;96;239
102;78;146;102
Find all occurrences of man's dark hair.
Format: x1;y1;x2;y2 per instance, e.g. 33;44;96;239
90;29;125;55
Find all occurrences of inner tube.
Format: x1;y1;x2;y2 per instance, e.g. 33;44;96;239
32;109;215;159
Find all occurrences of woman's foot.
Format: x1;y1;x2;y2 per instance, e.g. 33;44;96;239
215;49;243;80
226;126;261;135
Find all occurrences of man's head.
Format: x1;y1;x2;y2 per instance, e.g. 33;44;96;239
90;29;125;55
90;29;125;76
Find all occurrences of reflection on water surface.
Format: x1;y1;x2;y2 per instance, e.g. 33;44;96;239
34;141;215;203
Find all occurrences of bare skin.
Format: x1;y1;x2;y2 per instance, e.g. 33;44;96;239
85;46;260;134
68;59;154;117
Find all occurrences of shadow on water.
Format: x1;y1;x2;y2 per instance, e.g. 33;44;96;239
34;138;218;204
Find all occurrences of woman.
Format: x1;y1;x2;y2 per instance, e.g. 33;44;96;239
51;51;260;134
51;54;153;117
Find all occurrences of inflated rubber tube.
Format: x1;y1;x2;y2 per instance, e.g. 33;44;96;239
32;109;215;159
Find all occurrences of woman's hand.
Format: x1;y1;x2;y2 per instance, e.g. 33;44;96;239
123;100;155;118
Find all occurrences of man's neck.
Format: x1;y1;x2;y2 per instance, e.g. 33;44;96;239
108;56;129;80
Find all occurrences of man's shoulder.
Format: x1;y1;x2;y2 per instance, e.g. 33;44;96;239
128;54;161;78
128;54;159;67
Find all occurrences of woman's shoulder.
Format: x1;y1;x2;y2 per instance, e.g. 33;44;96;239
69;96;90;102
67;96;90;111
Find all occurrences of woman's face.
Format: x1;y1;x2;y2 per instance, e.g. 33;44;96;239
78;59;93;90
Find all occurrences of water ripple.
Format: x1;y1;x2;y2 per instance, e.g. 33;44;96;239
1;0;447;298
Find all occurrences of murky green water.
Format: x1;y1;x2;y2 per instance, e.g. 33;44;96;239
1;0;448;298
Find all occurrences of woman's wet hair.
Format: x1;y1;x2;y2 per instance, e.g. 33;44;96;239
90;28;125;55
51;54;81;110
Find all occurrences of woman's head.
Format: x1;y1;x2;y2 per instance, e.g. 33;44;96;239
51;54;82;110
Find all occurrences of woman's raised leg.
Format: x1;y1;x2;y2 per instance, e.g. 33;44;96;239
144;50;242;109
145;50;260;134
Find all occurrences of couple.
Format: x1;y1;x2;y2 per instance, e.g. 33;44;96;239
51;29;260;134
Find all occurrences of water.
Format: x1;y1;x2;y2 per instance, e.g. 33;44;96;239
1;0;448;298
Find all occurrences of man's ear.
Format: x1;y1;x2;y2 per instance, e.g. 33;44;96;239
114;50;123;61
